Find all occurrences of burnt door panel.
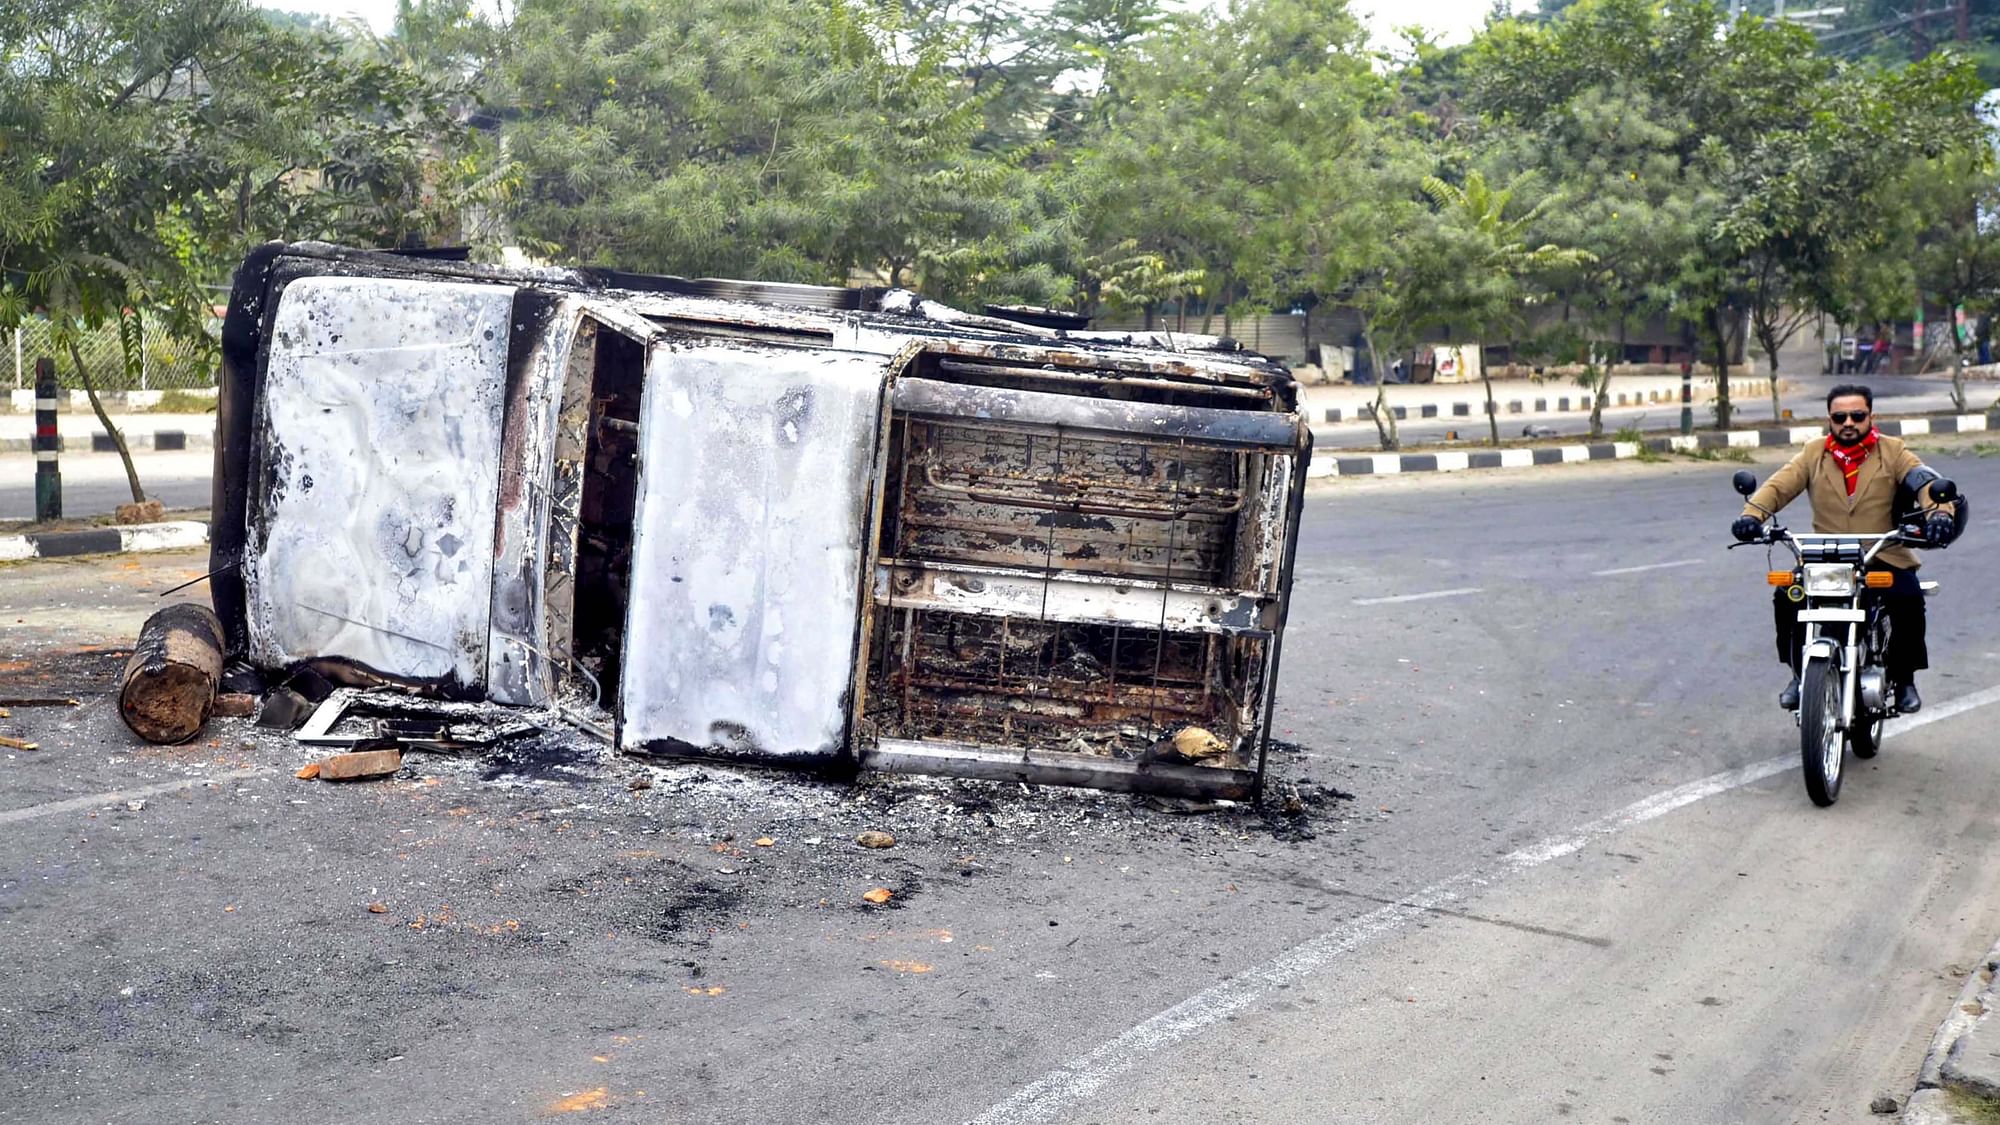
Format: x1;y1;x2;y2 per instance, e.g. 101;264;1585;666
244;277;513;689
618;342;889;764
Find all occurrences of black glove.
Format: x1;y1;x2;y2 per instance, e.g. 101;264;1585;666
1732;516;1764;543
1926;512;1956;547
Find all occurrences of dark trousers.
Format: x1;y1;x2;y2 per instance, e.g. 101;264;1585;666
1773;565;1928;681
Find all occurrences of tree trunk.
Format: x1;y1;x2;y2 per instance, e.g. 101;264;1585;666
119;603;224;744
1200;273;1231;336
1765;346;1783;424
1481;366;1500;446
67;338;145;503
1950;335;1968;413
1590;318;1626;440
1361;324;1399;451
1707;305;1733;431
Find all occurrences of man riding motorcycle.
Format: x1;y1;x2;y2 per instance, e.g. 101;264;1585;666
1732;384;1963;713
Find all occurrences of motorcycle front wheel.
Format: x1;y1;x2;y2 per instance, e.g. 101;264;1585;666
1800;661;1845;806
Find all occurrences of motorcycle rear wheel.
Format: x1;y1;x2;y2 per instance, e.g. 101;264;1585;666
1800;661;1844;807
1851;707;1885;759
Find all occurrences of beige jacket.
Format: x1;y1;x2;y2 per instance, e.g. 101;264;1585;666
1741;433;1937;570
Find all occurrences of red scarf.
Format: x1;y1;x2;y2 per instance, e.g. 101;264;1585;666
1826;429;1878;496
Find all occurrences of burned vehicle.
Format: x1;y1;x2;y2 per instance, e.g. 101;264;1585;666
211;242;1309;799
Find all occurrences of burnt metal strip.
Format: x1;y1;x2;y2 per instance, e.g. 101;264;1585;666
891;377;1301;450
862;738;1257;800
212;240;288;656
932;358;1274;401
873;560;1275;635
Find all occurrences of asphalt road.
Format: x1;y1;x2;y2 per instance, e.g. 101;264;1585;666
3;437;2000;1124
1314;372;1979;449
0;450;213;521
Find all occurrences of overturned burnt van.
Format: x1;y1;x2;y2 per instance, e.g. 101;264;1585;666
212;242;1309;799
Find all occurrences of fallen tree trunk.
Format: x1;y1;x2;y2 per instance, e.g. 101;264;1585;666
119;604;225;744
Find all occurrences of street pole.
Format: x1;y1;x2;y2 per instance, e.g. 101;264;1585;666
33;357;61;521
1680;358;1694;437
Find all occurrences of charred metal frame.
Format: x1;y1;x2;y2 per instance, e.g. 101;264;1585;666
214;242;1309;799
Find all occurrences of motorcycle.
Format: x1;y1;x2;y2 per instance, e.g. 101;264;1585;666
1729;469;1958;806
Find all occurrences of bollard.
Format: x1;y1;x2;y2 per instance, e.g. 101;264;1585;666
33;357;59;521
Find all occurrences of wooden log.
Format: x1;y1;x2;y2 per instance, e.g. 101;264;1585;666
119;603;225;744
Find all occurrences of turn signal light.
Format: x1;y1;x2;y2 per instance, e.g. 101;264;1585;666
1767;571;1793;586
1865;571;1895;588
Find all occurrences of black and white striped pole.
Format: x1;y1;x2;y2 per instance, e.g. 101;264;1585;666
33;357;60;521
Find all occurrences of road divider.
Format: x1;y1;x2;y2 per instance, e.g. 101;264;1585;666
1308;412;1998;479
0;429;205;454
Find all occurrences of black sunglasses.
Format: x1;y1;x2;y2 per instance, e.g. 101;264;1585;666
1830;411;1871;424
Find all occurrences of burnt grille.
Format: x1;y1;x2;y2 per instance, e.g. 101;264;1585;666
891;421;1243;585
864;404;1285;767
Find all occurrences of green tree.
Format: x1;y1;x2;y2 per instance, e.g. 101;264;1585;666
1471;0;1979;430
1714;51;1982;420
1492;83;1713;437
0;0;474;506
1909;149;2000;409
493;0;1057;301
1413;170;1593;444
1063;0;1387;334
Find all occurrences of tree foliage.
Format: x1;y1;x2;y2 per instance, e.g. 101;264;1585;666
0;0;484;498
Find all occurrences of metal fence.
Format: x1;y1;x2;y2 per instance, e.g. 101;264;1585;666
5;315;218;391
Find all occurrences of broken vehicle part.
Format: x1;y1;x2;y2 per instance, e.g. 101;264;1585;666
213;242;1308;799
294;688;537;749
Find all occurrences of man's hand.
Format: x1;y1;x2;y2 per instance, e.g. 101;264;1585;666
1732;516;1765;543
1925;511;1957;548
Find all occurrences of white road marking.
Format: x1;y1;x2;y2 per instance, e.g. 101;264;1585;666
968;686;2000;1125
1591;559;1704;577
1351;587;1483;606
1885;682;2000;738
0;767;272;828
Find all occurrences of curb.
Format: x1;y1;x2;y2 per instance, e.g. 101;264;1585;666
1899;935;2000;1123
1313;379;1775;424
0;520;208;562
0;429;210;454
1309;413;1998;479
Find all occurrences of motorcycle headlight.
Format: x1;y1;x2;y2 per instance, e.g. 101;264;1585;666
1803;564;1856;597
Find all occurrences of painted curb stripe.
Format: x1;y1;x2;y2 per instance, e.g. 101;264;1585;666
0;520;209;562
1310;413;2000;479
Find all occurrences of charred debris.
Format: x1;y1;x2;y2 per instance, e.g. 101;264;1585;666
130;241;1310;801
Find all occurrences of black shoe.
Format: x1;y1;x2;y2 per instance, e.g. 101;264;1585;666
1780;680;1801;710
1896;681;1922;714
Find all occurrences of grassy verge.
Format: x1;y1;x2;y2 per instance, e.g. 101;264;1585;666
1950;1087;2000;1124
144;389;218;413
